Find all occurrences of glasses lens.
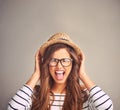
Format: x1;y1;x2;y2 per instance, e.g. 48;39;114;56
61;58;72;66
49;58;58;66
49;58;72;67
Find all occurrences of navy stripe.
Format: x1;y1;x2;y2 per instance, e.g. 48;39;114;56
105;104;113;110
24;85;33;93
50;99;64;102
20;89;30;97
12;98;26;108
89;85;97;92
51;104;63;107
51;94;65;97
93;93;106;102
89;98;93;103
8;103;18;110
90;90;102;98
83;105;89;109
16;93;29;104
96;98;110;108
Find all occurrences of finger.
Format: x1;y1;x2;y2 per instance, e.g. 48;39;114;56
35;49;41;61
34;50;41;72
80;50;85;61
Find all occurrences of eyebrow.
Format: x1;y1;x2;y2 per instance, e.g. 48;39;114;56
51;57;71;59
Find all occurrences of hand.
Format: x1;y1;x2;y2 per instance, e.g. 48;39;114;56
79;51;95;91
79;50;86;79
26;49;41;89
34;49;41;78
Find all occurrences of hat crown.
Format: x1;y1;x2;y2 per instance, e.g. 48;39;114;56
40;32;81;56
48;33;72;42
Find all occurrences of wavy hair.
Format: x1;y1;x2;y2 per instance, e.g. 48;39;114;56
31;43;88;110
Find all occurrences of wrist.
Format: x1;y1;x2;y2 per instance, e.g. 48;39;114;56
26;72;40;89
79;72;95;91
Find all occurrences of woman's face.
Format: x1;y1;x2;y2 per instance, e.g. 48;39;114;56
49;48;72;85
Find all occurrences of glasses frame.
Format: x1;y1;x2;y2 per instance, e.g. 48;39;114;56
49;58;73;67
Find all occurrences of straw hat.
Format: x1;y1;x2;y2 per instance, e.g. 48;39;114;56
40;32;81;56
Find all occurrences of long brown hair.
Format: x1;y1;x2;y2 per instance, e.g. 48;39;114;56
31;43;88;110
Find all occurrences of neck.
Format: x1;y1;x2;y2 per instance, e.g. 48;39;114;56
52;83;66;94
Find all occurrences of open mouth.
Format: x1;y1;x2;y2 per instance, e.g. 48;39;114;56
55;70;65;80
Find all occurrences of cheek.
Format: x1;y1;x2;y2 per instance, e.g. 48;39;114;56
67;65;72;74
49;67;54;75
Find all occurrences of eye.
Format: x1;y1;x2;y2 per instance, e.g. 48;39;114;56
62;58;72;62
49;58;59;66
50;58;58;63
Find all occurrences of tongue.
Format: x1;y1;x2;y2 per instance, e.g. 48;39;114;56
56;73;64;80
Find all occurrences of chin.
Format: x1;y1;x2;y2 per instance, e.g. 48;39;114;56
54;80;66;84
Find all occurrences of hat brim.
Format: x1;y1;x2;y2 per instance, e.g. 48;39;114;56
40;39;81;56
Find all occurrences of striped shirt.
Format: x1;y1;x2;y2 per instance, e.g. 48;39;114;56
50;94;65;110
7;85;113;110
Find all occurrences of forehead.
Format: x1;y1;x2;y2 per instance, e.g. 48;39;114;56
52;48;70;58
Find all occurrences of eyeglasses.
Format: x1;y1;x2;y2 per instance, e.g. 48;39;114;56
49;58;73;67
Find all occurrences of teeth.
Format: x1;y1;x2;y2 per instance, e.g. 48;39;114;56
55;71;64;80
55;71;64;74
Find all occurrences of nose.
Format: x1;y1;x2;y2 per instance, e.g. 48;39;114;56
56;61;63;68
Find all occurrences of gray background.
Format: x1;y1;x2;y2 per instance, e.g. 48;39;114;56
0;0;120;109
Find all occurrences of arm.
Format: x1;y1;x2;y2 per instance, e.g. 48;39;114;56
26;49;41;89
79;51;113;110
79;51;95;91
8;85;33;110
88;86;113;110
8;49;41;110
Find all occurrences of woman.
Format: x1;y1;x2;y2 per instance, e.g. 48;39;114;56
8;33;113;110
